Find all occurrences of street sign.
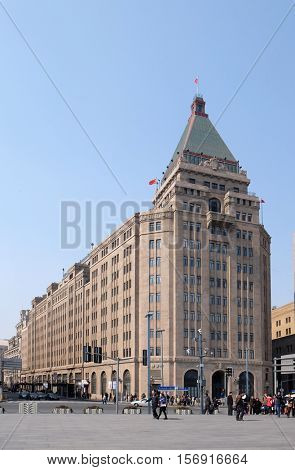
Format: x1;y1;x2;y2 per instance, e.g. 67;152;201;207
158;386;176;391
158;386;189;391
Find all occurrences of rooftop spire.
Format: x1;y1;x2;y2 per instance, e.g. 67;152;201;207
191;94;208;118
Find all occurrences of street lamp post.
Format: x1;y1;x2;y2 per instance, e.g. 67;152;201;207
156;329;165;386
245;348;249;396
116;356;120;415
145;312;153;415
197;329;204;415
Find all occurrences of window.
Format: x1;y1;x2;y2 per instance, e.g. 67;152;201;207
156;257;161;266
212;183;218;189
236;212;241;220
236;229;241;239
183;256;188;267
219;184;225;191
247;214;252;222
183;201;188;211
156;222;161;231
149;240;154;249
149;275;154;285
149;223;154;232
149;258;154;267
242;213;246;221
204;181;210;188
156;275;161;284
210;260;215;270
209;198;221;213
156;239;161;249
184;310;188;320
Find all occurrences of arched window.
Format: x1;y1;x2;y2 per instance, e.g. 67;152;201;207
91;372;97;394
100;371;107;397
123;370;131;398
209;198;221;213
212;370;225;399
239;371;254;396
184;369;198;397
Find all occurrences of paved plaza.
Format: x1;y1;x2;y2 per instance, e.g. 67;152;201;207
0;411;294;450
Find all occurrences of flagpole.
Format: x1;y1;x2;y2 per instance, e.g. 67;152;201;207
261;201;264;225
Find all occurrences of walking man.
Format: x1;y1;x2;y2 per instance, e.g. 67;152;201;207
151;390;159;419
158;392;168;419
274;393;283;417
227;392;233;416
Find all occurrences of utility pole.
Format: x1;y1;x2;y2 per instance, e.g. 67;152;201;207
245;348;249;396
116;355;119;415
273;357;277;394
197;329;204;415
157;329;165;386
145;312;153;415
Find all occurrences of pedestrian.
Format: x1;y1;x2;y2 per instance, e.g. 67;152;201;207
227;392;233;416
158;392;168;419
204;392;211;415
274;393;283;418
151;390;159;419
286;396;293;418
236;394;246;421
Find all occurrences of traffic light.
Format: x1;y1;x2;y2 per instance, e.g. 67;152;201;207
225;367;233;377
83;345;92;362
93;347;102;363
142;350;147;366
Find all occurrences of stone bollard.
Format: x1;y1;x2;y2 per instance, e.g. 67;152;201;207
19;402;38;414
175;407;193;415
83;406;103;414
122;406;142;415
52;405;73;414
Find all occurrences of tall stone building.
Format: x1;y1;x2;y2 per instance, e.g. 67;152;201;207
21;94;272;398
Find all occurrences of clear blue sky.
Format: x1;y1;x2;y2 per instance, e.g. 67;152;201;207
0;0;294;338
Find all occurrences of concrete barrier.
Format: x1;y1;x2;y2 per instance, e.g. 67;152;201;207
52;406;73;414
19;402;38;414
122;407;141;415
175;408;193;415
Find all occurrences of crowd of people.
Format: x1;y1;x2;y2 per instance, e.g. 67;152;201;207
226;392;295;420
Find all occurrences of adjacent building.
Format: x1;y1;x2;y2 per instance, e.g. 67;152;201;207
20;94;272;398
272;302;295;394
3;311;29;388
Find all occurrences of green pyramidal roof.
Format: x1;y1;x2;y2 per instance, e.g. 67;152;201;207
164;95;237;179
173;113;236;161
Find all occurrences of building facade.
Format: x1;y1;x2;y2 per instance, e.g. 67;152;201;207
21;94;272;398
3;311;29;388
272;302;295;354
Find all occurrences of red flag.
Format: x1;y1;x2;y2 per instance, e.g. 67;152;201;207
149;178;157;185
194;77;199;85
260;199;266;203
